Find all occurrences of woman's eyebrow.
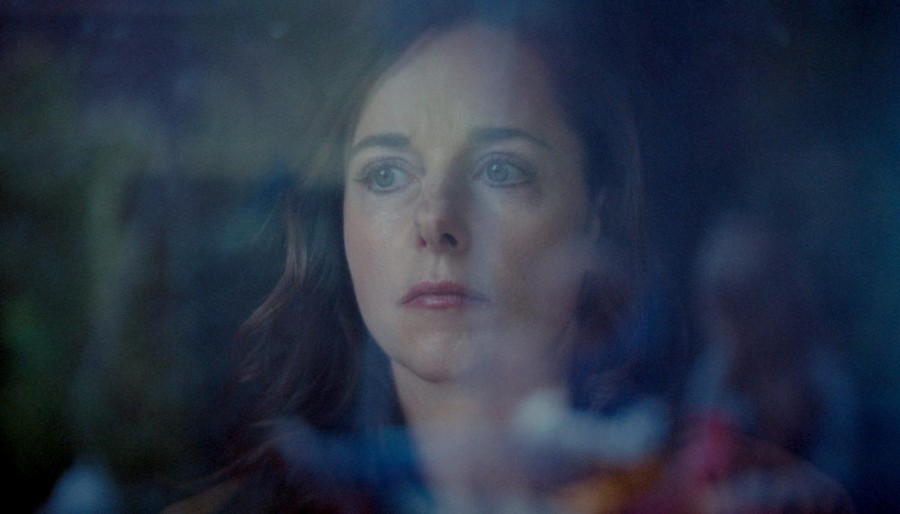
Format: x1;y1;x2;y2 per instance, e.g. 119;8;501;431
469;127;549;149
348;133;410;157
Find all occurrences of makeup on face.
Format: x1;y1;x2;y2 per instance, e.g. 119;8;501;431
343;23;597;384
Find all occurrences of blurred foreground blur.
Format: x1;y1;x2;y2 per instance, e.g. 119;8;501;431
2;1;899;512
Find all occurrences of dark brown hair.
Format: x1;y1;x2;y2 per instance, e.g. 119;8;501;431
223;0;646;507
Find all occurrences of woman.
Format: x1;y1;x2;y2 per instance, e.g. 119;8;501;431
167;1;850;512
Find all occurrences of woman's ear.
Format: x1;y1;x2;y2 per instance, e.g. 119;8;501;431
585;191;605;242
577;191;605;280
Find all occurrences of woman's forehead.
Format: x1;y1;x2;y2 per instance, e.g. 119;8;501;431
352;23;568;147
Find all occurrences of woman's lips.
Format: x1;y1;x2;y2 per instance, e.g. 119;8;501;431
400;281;488;309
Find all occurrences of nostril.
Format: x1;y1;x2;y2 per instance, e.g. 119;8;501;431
441;233;457;247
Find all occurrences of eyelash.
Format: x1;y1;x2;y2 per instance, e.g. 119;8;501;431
355;158;414;194
474;154;534;187
353;153;534;194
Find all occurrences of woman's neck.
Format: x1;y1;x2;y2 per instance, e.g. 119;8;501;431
391;360;567;500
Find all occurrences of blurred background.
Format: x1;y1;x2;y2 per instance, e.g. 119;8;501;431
1;0;897;512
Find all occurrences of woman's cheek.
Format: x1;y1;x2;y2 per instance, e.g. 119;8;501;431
493;219;590;326
344;208;383;303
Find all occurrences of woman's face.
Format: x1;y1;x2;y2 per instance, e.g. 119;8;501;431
344;24;600;386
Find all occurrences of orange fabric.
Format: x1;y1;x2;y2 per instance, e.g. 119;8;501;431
552;415;853;514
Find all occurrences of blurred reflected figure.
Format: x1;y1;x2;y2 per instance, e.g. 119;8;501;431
686;212;860;497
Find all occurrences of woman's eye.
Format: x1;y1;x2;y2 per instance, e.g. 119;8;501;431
359;162;411;193
478;158;532;187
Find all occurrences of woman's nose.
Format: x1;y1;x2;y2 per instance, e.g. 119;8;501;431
413;179;469;254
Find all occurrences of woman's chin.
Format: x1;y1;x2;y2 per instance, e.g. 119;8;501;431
390;344;476;385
